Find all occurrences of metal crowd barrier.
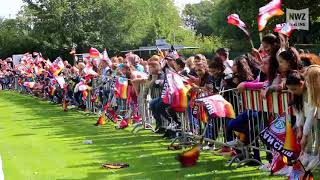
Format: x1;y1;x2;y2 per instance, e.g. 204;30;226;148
189;89;293;167
132;83;155;133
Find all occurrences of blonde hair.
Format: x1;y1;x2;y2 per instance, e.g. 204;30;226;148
148;55;160;63
185;56;195;68
305;65;320;107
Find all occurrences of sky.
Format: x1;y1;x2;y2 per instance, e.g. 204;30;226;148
0;0;201;18
0;0;24;18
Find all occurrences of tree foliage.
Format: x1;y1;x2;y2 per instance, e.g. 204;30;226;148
0;0;186;59
0;0;237;59
183;0;320;52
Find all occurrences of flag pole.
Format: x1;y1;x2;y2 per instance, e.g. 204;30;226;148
249;38;254;49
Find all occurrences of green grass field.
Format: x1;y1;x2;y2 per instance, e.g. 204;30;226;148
0;91;292;179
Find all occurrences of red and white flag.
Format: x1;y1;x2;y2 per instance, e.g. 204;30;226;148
274;23;294;37
23;82;35;89
54;76;66;88
50;58;64;76
258;0;284;31
89;47;101;59
131;70;148;80
83;64;98;76
101;49;112;66
227;14;250;36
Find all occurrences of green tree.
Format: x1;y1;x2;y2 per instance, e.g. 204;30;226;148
20;0;182;58
184;0;320;52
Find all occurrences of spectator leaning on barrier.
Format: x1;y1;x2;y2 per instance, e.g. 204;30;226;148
193;62;214;94
300;65;320;171
285;70;319;171
252;33;279;64
225;49;281;166
208;56;226;93
216;48;233;80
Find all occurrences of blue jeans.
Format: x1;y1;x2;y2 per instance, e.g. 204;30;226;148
149;97;163;128
227;110;261;161
149;97;171;129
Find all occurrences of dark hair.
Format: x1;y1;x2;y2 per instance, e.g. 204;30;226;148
286;70;304;111
176;58;185;69
286;70;304;86
262;33;278;46
194;54;205;61
209;56;225;72
216;48;230;58
278;48;302;72
268;49;279;83
243;53;263;80
233;56;254;82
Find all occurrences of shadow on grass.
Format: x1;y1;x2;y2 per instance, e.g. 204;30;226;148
0;91;301;180
12;133;36;137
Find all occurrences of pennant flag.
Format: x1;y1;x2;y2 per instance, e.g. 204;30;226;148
194;95;236;119
116;119;129;129
50;58;64;76
89;47;101;59
198;104;209;123
33;52;39;57
23;82;35;89
95;112;106;126
46;59;52;67
177;144;200;167
271;153;286;174
21;53;33;63
274;22;294;37
54;76;66;88
78;82;89;91
169;45;180;59
33;52;43;63
91;58;100;67
161;71;191;112
283;119;300;160
91;91;99;103
102;163;129;169
34;65;45;75
115;77;128;99
258;0;284;31
259;115;299;160
83;64;98;76
101;49;112;66
227;14;250;36
82;90;88;101
105;105;118;123
49;86;56;96
131;70;148;80
156;47;165;59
